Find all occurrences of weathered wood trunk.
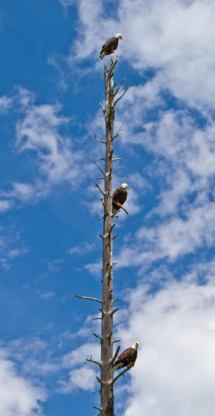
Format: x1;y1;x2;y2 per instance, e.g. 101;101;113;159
101;58;115;416
75;54;128;416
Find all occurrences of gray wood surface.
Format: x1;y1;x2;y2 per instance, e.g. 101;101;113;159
100;55;115;416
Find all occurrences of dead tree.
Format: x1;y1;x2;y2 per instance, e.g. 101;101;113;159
75;54;129;416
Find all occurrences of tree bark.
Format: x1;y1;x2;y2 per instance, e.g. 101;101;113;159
101;56;115;416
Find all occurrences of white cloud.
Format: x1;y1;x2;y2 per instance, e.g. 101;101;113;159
0;200;13;212
65;7;215;259
13;183;34;201
0;89;94;208
85;260;102;276
0;95;12;113
114;198;215;272
48;259;63;273
59;366;97;393
70;0;104;61
0;228;26;269
8;248;27;258
15;87;35;108
0;349;45;416
41;291;55;299
58;0;75;7
68;241;95;256
116;266;215;416
96;105;215;268
60;342;100;392
0;183;35;203
83;182;108;219
16;102;88;186
138;200;215;259
119;0;215;109
128;172;151;191
60;327;91;341
57;1;215;261
121;188;141;216
63;343;100;368
8;337;58;377
0;87;94;209
72;0;215;110
140;110;215;180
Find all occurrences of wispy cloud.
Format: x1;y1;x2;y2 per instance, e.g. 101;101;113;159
70;0;215;111
59;367;97;393
0;228;26;269
62;342;100;368
116;263;215;416
0;348;45;416
0;183;35;204
115;200;215;272
0;95;12;113
58;0;75;8
0;200;14;213
108;105;215;270
48;259;64;273
0;88;93;210
68;241;95;256
85;260;102;276
8;337;59;377
16;101;86;187
41;291;55;300
59;342;99;392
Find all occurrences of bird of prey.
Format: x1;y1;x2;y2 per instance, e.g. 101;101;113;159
112;183;129;213
113;342;139;371
100;34;123;60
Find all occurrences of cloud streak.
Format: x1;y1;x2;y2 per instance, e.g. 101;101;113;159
116;264;215;416
71;0;215;110
0;349;45;416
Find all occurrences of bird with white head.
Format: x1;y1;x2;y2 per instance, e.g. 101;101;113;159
99;34;123;60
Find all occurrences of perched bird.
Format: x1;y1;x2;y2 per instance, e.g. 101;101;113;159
112;183;129;213
99;34;123;60
113;342;139;371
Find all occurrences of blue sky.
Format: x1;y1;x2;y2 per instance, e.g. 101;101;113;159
1;0;215;415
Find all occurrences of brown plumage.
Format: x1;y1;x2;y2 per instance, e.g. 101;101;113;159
113;342;139;371
112;183;129;213
99;34;122;60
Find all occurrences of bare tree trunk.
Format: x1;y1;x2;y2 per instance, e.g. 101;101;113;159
75;54;129;415
100;56;115;416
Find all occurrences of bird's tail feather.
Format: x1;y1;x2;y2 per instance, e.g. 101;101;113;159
99;51;106;60
113;363;123;372
112;202;120;213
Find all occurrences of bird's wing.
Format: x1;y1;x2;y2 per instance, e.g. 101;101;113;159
101;37;116;52
112;187;121;202
115;347;134;364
